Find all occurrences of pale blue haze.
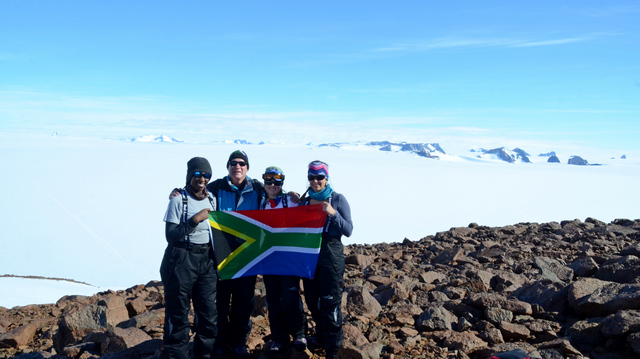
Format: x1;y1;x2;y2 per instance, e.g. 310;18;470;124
1;1;639;151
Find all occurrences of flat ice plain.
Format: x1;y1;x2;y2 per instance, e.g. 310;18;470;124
1;132;638;308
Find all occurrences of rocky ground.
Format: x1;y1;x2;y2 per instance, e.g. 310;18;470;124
2;217;640;359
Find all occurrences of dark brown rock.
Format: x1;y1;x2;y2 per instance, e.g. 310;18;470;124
600;309;640;337
125;296;147;318
100;327;152;355
416;307;456;332
0;321;39;349
345;286;382;320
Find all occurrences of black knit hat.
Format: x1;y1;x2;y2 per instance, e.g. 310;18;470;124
186;157;212;185
227;150;249;169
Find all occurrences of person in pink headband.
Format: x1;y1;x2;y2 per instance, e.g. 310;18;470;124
300;160;353;359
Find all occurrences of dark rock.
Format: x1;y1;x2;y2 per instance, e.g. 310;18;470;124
533;256;573;283
100;327;152;355
416;307;456;332
600;310;640;337
0;321;40;349
345;254;374;269
569;257;599;277
570;279;640;317
345;286;382;320
594;255;640;284
499;321;530;341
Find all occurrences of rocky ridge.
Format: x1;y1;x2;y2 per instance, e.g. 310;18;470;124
471;148;531;163
2;218;640;359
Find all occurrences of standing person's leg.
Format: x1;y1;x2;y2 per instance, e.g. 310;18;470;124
280;276;306;343
161;247;197;359
315;240;345;359
302;274;321;345
214;279;232;357
228;275;257;357
191;250;219;359
264;275;286;346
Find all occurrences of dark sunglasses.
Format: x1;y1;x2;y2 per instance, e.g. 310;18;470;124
229;161;247;167
264;179;283;186
308;174;326;181
193;172;212;179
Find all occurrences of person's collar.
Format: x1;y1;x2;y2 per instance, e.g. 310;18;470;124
227;176;248;191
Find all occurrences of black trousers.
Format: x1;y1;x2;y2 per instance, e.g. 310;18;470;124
264;274;306;344
216;275;257;349
160;244;218;359
303;237;345;358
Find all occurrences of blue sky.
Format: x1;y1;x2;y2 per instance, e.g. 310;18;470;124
1;1;639;150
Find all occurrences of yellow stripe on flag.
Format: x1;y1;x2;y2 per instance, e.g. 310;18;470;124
209;219;257;271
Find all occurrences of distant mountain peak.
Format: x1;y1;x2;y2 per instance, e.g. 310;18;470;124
539;151;556;157
568;155;589;166
365;141;446;159
472;147;530;163
129;135;182;143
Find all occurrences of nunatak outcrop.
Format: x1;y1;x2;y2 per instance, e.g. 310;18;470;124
2;218;640;359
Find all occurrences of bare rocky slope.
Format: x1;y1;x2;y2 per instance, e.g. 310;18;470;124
2;217;640;359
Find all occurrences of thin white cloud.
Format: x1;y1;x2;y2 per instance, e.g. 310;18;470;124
375;33;615;53
376;38;519;52
583;5;640;17
510;33;618;48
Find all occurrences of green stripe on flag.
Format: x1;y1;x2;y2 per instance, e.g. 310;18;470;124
209;206;326;280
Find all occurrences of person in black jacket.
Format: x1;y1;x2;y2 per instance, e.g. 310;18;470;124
160;157;217;359
301;160;353;359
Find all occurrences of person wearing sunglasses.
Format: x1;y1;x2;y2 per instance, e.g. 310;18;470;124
168;151;300;358
300;160;353;359
161;157;218;359
205;150;264;359
258;166;308;356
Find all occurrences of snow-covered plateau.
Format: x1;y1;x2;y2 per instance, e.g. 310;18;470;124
1;132;638;308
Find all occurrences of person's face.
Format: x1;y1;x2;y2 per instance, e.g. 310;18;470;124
308;174;327;192
264;180;282;199
227;157;248;185
190;171;211;192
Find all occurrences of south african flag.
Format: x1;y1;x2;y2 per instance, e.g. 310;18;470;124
209;205;327;280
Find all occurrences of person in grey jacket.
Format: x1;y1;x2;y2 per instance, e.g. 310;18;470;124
160;157;217;359
300;160;353;359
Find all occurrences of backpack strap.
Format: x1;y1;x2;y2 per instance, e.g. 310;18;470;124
323;192;334;232
252;179;265;208
180;189;190;245
208;178;224;203
207;193;215;210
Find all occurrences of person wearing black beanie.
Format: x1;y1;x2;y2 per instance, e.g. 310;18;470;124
161;157;217;359
186;156;213;186
209;150;261;359
226;150;249;170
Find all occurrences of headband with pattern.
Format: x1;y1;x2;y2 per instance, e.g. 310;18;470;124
308;161;329;177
